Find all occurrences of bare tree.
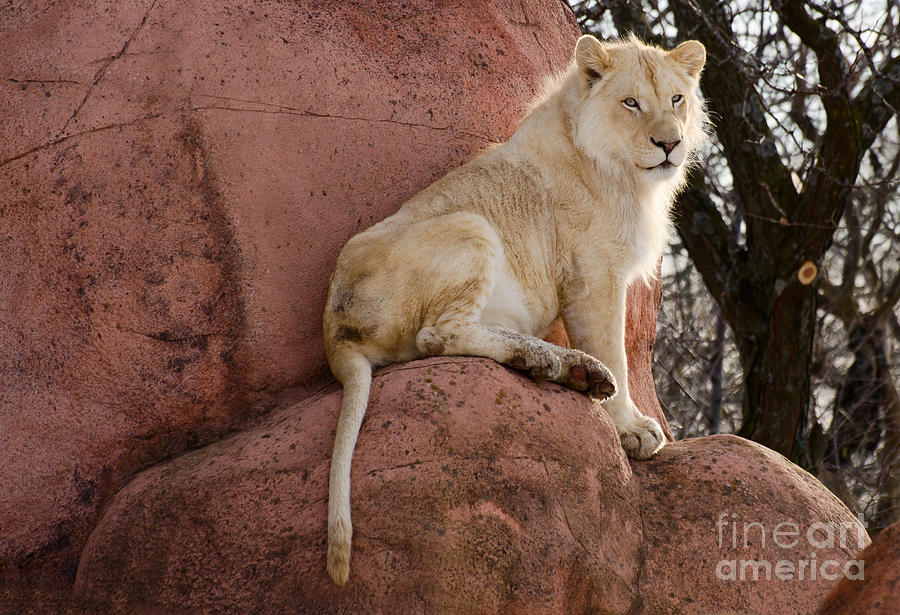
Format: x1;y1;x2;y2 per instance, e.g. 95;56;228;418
815;121;900;530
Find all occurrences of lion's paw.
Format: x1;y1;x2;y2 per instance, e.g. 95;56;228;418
561;351;616;400
619;414;665;460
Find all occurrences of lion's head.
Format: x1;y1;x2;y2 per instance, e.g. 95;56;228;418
568;34;708;186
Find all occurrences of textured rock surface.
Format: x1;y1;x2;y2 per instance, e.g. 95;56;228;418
633;437;871;614
0;0;583;590
818;521;900;614
73;358;867;615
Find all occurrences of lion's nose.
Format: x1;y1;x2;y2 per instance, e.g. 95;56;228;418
650;137;681;155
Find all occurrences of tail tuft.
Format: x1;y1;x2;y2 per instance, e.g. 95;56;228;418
327;518;352;586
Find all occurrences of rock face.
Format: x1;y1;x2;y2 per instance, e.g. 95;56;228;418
818;521;900;614
0;0;583;589
73;358;868;614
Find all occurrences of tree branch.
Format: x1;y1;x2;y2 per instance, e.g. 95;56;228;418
870;272;900;328
818;278;859;326
854;53;900;154
670;0;798;263
777;4;899;264
608;0;658;43
673;170;751;327
774;1;850;94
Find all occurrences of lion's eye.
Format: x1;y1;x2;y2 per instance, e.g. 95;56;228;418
672;94;684;106
623;97;640;110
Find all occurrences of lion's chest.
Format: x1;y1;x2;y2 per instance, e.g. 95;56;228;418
592;195;671;282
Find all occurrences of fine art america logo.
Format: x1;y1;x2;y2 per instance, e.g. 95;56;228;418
715;512;866;582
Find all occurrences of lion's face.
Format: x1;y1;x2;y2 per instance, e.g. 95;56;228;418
571;36;707;184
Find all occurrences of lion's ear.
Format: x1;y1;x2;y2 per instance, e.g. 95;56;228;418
575;35;612;87
670;40;706;80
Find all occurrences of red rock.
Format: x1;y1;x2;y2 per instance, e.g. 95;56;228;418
72;358;868;614
624;275;671;439
817;521;900;614
0;0;582;591
633;436;871;613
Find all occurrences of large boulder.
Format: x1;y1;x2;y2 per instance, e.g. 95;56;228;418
818;521;900;614
0;0;585;590
73;358;868;614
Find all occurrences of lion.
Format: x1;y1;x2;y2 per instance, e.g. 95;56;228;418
322;34;707;585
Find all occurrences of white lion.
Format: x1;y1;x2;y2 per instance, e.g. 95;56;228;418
322;34;707;585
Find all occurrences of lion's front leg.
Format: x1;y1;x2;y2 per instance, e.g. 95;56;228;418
562;275;665;459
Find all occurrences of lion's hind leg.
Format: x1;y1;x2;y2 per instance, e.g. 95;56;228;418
410;222;613;398
409;213;561;378
419;322;615;400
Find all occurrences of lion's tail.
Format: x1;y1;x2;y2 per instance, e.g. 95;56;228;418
326;349;373;586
